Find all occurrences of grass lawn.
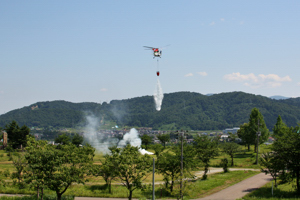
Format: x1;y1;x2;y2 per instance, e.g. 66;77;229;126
210;144;273;169
240;179;300;200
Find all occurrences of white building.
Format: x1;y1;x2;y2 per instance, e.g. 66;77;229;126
223;127;240;134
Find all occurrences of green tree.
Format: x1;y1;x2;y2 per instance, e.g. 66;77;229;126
10;152;27;187
273;115;288;138
238;108;269;152
272;126;300;193
5;120;30;149
92;148;117;194
157;133;170;148
25;138;95;200
237;123;251;150
260;151;284;188
25;138;50;200
221;142;241;166
248;108;269;153
157;141;195;193
141;134;152;150
71;133;84;147
193;135;219;179
152;143;164;159
54;133;71;145
108;145;152;200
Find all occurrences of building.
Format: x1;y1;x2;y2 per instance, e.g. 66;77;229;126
223;127;240;134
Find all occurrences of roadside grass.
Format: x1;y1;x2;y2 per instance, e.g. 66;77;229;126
0;195;74;200
240;179;300;200
186;170;260;199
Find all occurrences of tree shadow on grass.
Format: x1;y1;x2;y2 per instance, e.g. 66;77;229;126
246;186;299;199
234;153;252;158
86;184;108;192
141;185;171;199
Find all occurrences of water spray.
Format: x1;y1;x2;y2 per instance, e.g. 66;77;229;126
154;78;164;111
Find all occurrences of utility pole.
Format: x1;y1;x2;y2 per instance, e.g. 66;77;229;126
256;119;261;165
180;131;184;200
152;158;155;200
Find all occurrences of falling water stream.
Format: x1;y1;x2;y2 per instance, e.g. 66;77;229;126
154;78;164;111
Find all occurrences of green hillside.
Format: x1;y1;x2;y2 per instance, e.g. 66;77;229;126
1;91;300;130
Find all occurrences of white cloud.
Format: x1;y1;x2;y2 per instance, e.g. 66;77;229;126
210;21;215;26
220;18;225;22
184;73;194;77
100;88;108;92
224;72;291;88
197;72;208;76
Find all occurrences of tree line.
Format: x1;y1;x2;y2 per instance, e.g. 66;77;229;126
2;91;300;130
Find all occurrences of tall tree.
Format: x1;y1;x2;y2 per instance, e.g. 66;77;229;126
273;115;288;138
108;145;152;200
157;133;170;148
5;120;30;149
193;135;219;179
272;126;300;193
141;134;152;150
237;123;251;150
248;108;269;152
238;108;269;152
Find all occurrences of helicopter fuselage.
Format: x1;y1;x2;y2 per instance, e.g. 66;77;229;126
153;50;161;58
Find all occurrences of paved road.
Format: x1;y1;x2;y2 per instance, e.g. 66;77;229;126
195;173;272;200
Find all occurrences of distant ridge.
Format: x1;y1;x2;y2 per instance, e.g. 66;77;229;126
1;91;300;130
269;95;290;100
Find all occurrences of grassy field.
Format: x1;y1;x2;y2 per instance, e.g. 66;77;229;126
0;170;260;199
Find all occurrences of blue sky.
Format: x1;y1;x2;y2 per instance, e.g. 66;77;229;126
1;1;300;114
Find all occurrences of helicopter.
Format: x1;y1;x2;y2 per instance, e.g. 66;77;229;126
143;46;162;58
144;45;169;76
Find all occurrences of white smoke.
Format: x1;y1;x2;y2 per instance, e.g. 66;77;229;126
83;114;118;154
118;128;141;148
118;128;154;155
83;116;153;155
154;78;164;111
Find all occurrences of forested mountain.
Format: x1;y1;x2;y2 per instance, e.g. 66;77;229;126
1;91;300;130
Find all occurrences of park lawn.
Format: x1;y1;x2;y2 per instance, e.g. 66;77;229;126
241;179;300;200
210;144;273;169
